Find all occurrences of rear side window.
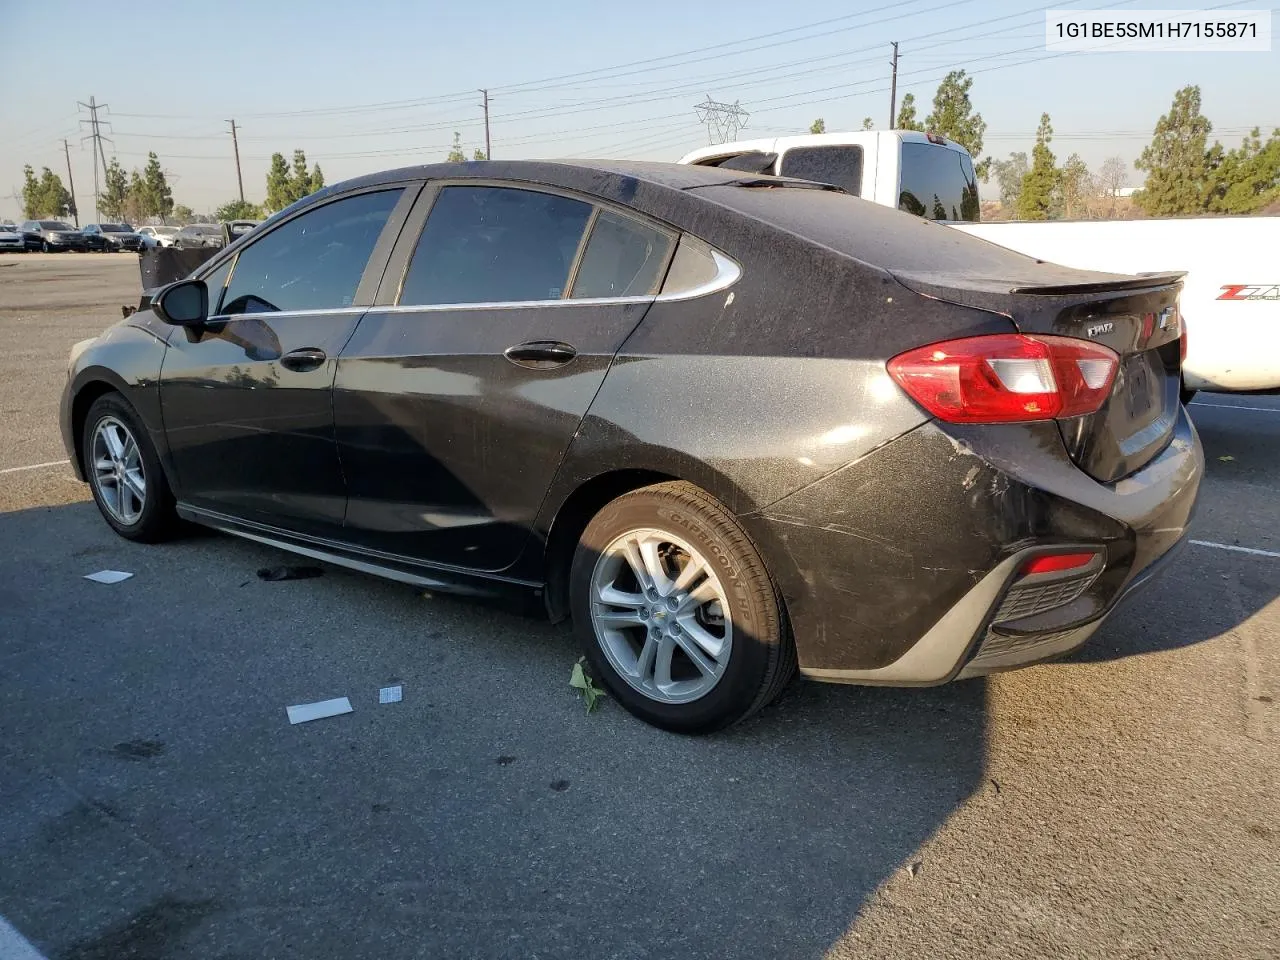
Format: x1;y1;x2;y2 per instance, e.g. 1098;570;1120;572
898;142;980;222
778;145;864;195
570;211;675;299
219;189;402;315
399;186;592;305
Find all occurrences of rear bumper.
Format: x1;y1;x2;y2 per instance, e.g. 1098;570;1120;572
745;407;1202;683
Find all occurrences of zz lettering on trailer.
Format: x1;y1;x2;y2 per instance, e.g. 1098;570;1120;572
1218;284;1280;301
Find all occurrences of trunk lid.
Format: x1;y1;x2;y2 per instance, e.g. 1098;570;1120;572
893;269;1185;483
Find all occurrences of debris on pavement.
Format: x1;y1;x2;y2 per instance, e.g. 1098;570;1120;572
378;685;403;704
84;570;133;584
569;657;606;713
1218;455;1235;462
257;565;324;582
908;861;924;878
286;697;353;725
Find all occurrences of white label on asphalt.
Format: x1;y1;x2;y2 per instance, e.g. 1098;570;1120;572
1191;539;1280;559
286;697;353;724
0;460;70;476
379;685;403;704
83;570;133;584
0;915;49;960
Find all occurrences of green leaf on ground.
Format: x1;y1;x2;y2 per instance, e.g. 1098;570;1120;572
569;657;606;714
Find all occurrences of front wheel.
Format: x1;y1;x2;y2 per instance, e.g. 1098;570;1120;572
83;393;180;542
570;481;796;733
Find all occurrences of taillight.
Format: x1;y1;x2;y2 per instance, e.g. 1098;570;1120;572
887;334;1119;424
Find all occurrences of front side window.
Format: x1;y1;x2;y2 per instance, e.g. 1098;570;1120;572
897;142;980;222
202;258;235;316
570;210;674;299
778;145;864;195
399;186;592;306
218;189;402;315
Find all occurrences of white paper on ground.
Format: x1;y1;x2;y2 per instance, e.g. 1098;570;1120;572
84;570;133;584
379;685;403;704
286;697;353;724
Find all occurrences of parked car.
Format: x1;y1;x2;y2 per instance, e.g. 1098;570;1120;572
61;160;1202;732
19;220;84;252
0;223;24;252
137;225;179;249
171;223;224;250
82;223;144;253
222;219;260;245
679;131;1280;397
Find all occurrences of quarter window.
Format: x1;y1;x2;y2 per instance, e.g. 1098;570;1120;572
897;142;980;222
398;186;592;306
218;189;402;316
570;210;674;299
778;145;864;195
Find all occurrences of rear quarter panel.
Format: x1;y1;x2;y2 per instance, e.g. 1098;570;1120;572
956;217;1280;392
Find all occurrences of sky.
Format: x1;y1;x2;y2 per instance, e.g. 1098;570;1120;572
2;0;1276;221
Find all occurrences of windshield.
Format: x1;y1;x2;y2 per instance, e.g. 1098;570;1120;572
183;224;220;235
897;141;980;222
102;224;132;233
154;226;178;235
40;221;74;230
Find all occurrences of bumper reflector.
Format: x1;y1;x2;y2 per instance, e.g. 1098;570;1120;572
1021;552;1099;576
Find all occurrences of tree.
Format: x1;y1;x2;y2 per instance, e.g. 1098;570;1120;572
809;118;826;135
21;165;73;219
925;70;989;178
1206;127;1280;214
1097;156;1128;198
990;152;1029;209
861;117;874;130
1016;113;1058;221
100;158;130;221
140;152;174;222
172;203;196;223
1135;85;1214;216
895;93;923;131
123;171;147;223
473;148;487;161
214;199;264;221
446;132;467;163
265;153;293;212
309;163;324;192
1056;153;1092;219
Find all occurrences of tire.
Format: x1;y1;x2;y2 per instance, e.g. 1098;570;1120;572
82;393;180;543
570;481;796;733
41;241;49;253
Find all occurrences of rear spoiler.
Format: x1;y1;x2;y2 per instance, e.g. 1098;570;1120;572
1007;271;1186;296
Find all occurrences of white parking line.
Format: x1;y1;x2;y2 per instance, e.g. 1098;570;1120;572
1191;539;1280;559
0;916;47;960
0;460;69;476
1190;402;1280;414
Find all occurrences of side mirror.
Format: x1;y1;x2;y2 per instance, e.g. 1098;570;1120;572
152;279;208;326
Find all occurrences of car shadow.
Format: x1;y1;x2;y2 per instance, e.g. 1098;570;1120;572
0;487;1271;959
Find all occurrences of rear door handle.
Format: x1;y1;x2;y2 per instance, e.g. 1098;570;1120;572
503;340;578;370
280;347;328;372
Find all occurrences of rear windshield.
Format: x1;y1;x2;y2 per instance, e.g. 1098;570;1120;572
102;223;131;232
40;221;74;229
778;145;864;195
897;142;980;222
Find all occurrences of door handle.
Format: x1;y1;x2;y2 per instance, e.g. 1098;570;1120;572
280;347;328;372
503;340;578;370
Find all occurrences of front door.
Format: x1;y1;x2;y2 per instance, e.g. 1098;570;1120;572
334;184;677;571
159;186;415;534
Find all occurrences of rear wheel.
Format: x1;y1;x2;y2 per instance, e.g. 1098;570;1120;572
83;393;179;542
570;481;795;733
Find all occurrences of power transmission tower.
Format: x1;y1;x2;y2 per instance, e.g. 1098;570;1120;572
77;96;112;223
695;96;749;144
62;139;79;226
479;89;491;160
228;119;244;202
889;42;900;128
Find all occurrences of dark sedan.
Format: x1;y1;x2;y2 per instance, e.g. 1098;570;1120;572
60;160;1202;732
171;223;224;249
20;219;84;251
82;222;144;252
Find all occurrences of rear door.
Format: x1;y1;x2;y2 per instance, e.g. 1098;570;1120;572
159;185;417;534
333;182;676;571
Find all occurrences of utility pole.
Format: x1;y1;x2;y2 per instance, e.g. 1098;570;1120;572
62;139;80;226
228;119;245;202
479;89;491;160
77;95;112;222
888;42;900;129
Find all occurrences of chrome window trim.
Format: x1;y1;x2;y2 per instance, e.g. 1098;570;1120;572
207;306;370;321
656;249;741;302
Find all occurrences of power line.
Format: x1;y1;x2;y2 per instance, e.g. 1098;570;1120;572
77;96;112;223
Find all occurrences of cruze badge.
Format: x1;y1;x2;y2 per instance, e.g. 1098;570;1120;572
1086;321;1114;338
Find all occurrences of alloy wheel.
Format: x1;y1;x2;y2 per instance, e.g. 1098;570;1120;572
91;416;147;525
589;528;733;704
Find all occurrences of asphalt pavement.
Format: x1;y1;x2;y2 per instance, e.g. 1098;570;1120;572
0;252;1276;959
